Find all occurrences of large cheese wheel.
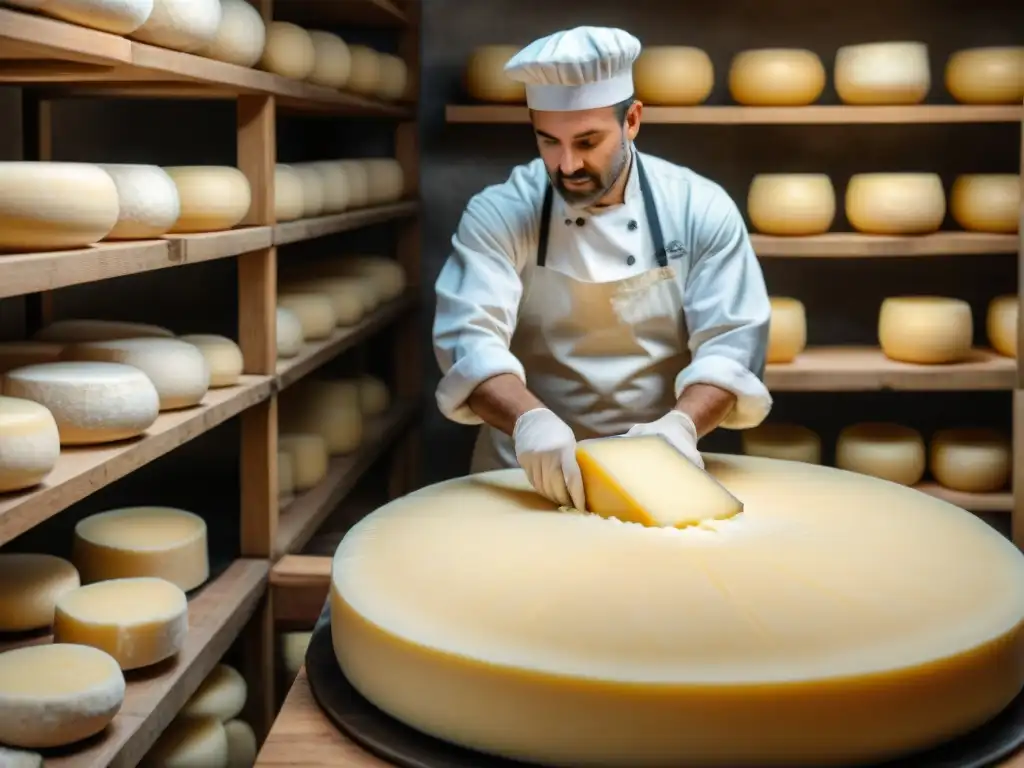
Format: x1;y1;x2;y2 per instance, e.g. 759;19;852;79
0;553;79;632
0;162;120;252
33;318;173;343
278;293;336;340
377;53;409;101
2;362;160;445
283;277;366;325
331;460;1024;766
224;720;258;768
945;47;1024;105
633;47;713;106
164;166;252;233
950;174;1020;234
834;42;931;105
274;164;305;222
336;160;369;208
346;45;381;95
728;49;826;106
148;716;229;767
987;295;1017;359
0;342;63;373
4;0;152;34
845;173;945;235
0;644;125;749
747;174;835;236
766;297;806;364
929;428;1011;494
290;165;326;218
741;422;821;464
197;0;266;67
260;21;315;79
298;161;350;213
465;45;526;102
129;0;221;53
878;296;973;365
836;422;926;486
181;664;247;721
178;334;244;387
97;164;181;240
278;433;329;491
276;307;305;358
0;395;60;493
308;30;351;88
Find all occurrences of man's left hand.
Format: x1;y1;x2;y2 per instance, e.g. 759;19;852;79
625;411;704;469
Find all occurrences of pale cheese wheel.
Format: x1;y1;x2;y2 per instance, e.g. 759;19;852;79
0;395;60;493
364;158;404;204
728;48;825;106
129;0;221;53
164;166;252;233
377;53;409;101
97;164;181;240
835;42;931;105
0;553;79;632
878;296;973;365
930;428;1011;494
301;377;361;411
276;307;305;358
278;293;336;340
337;160;369;208
283;277;366;325
0;643;125;749
334;255;405;301
290;165;325;218
987;295;1017;359
281;630;312;678
836;422;926;486
33;318;173;343
742;422;822;464
2;362;160;445
945;47;1024;105
224;720;257;768
181;664;247;721
179;334;244;387
260;21;315;79
73;506;209;591
281;387;363;455
274;164;305;222
3;0;152;33
358;374;389;416
845;173;945;235
299;161;350;213
278;449;295;497
146;715;229;768
197;0;266;68
0;746;43;768
766;297;806;364
278;433;329;491
61;337;210;411
346;45;381;95
307;30;351;88
0;162;120;252
747;174;835;236
0;342;63;373
465;45;525;102
950;174;1020;234
633;46;713;106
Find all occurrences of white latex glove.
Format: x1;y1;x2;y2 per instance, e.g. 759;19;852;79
625;410;704;469
512;408;586;510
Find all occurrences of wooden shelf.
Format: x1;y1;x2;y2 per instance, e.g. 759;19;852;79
270;555;332;628
0;377;274;547
915;483;1013;513
751;232;1019;258
274;0;409;26
273;201;418;246
446;104;1024;125
0;559;268;768
764;347;1015;391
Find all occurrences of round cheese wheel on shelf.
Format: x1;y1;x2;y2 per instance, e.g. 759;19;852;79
2;361;160;445
945;47;1024;105
987;295;1017;359
633;46;713;106
279;433;329;491
377;54;408;101
279;449;295;497
299;161;350;213
61;337;210;411
363;158;404;204
766;297;807;364
878;296;972;365
300;377;361;411
147;716;229;767
196;0;266;67
276;307;305;358
331;255;406;301
224;720;257;768
281;630;312;678
0;643;125;749
741;422;822;464
274;164;305;222
33;318;173;343
0;395;60;493
465;45;526;102
0;553;80;632
181;664;247;721
834;42;931;105
358;374;390;416
346;45;381;95
836;422;926;485
747;174;835;236
164;166;252;233
97;164;181;240
283;277;366;325
845;173;945;235
0;342;63;374
281;382;363;455
278;293;336;340
728;48;826;106
73;506;209;590
290;165;326;218
260;21;315;79
929;428;1010;494
0;162;120;252
4;0;152;34
307;30;351;88
337;160;370;208
950;174;1020;234
178;334;244;387
129;0;221;53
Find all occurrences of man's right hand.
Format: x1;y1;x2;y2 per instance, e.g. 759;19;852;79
512;408;586;510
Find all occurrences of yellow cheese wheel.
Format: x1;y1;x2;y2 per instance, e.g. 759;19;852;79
878;296;972;365
282;277;366;326
347;45;381;95
197;0;266;67
278;433;328;491
0;395;61;493
178;334;244;388
278;293;336;340
377;54;409;101
358;374;390;416
147;716;229;767
280;382;363;456
274;164;305;222
950;174;1020;234
835;422;926;486
728;48;826;106
929;428;1011;494
747;174;835;236
834;42;931;105
164;166;252;233
465;45;526;103
741;422;821;464
633;47;713;106
0;553;80;632
845;173;945;235
260;21;315;79
364;158;405;204
290;165;326;218
987;295;1017;359
292;162;349;214
766;297;807;364
330;460;1024;767
307;30;351;88
337;160;370;208
181;664;247;721
945;47;1024;105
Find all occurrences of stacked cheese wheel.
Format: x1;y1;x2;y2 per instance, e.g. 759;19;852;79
274;158;404;221
877;296;973;364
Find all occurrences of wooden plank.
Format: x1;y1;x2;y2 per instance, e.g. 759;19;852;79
273;202;419;246
270;555;332;627
751;232;1019;258
915;483;1012;513
0;7;132;64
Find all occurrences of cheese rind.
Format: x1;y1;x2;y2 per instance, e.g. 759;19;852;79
766;297;807;364
97;164;181;240
0;553;80;632
0;395;61;493
179;334;244;387
347;45;381;95
33;318;174;343
278;433;329;491
197;0;266;67
836;422;926;486
164;166;252;233
376;54;408;101
181;664;247;721
950;174;1020;234
729;48;826;106
358;375;390;416
465;46;526;103
130;0;221;52
633;47;714;106
224;720;258;768
987;295;1017;359
146;715;229;767
846;173;946;234
281;630;312;679
747;174;835;236
260;21;316;79
929;428;1011;494
274;164;305;222
878;296;973;364
281;382;363;455
276;307;305;358
308;30;352;88
283;277;366;326
4;0;153;34
278;293;336;340
945;47;1024;105
834;42;931;104
741;422;821;464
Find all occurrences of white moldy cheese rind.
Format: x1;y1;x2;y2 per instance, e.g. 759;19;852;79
97;164;181;240
331;459;1024;767
0;643;125;749
180;664;247;721
178;334;244;388
0;394;61;493
33;318;174;343
0;553;80;632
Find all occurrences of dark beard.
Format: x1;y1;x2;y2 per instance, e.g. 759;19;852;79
552;140;630;206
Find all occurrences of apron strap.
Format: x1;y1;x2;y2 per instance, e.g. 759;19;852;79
537;184;554;268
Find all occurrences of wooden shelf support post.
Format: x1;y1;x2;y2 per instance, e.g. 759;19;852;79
1014;111;1024;551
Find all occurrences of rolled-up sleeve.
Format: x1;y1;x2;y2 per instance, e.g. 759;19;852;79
674;189;773;430
433;195;527;425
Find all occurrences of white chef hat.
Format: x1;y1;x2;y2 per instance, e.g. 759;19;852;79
504;26;642;112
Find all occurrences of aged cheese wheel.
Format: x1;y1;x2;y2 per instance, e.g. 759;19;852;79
987;295;1017;359
729;48;826;106
4;0;152;34
747;174;835;236
364;158;404;204
950;174;1020;234
0;553;79;632
147;716;229;767
298;161;350;213
274;164;305;222
181;664;247;721
633;47;713;106
333;255;406;301
281;379;363;455
97;164;181;240
34;319;173;343
0;162;120;252
164;165;252;233
278;293;336;340
307;30;351;88
279;433;328;491
930;428;1011;494
281;631;312;678
260;21;315;79
225;720;257;768
283;276;366;325
336;160;369;208
279;450;295;497
878;296;972;365
834;42;931;105
465;45;526;102
331;460;1024;766
347;45;381;95
766;297;807;364
945;47;1024;105
129;0;221;53
377;53;409;101
290;165;326;218
358;374;389;416
276;307;305;358
0;395;60;493
845;173;945;235
0;342;63;373
836;422;926;485
197;0;266;67
741;422;821;464
178;334;244;387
